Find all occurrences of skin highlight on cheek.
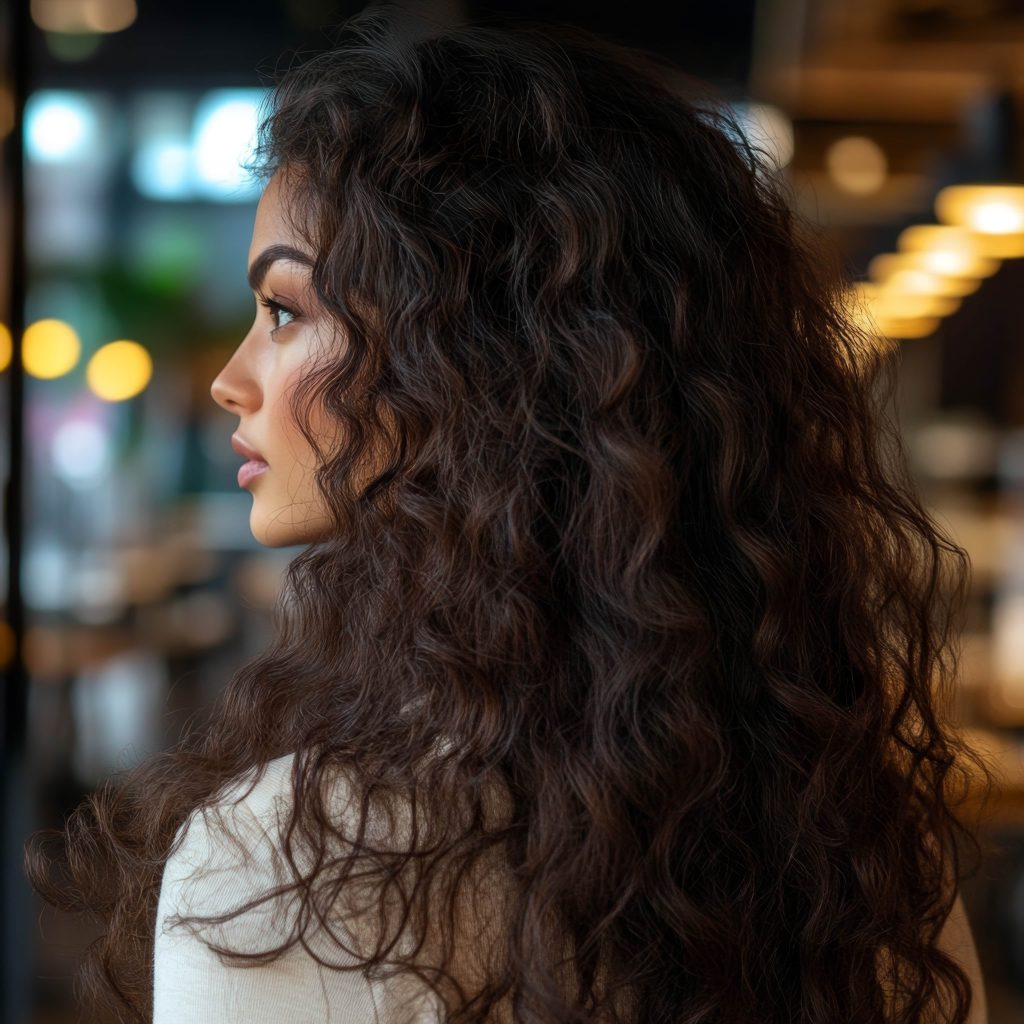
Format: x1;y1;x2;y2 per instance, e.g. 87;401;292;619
251;383;340;547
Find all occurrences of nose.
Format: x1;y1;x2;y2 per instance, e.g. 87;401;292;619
210;331;261;414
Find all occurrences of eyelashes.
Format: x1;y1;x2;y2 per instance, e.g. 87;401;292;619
258;296;299;338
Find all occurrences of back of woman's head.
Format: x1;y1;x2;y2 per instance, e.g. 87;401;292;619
26;5;995;1022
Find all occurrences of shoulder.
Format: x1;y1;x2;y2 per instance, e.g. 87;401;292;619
154;748;429;957
165;749;374;857
155;752;309;954
153;751;445;1022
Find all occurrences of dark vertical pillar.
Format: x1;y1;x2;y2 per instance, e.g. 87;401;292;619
2;0;30;1021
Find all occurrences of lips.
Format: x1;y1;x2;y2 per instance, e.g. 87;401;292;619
231;434;267;465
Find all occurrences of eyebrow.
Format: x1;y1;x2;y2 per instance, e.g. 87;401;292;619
247;243;315;294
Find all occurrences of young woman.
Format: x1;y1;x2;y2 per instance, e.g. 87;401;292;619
27;6;994;1023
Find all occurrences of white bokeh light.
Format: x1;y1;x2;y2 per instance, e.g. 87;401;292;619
25;90;98;163
734;101;794;172
52;417;113;487
191;89;265;200
131;137;193;200
974;200;1024;234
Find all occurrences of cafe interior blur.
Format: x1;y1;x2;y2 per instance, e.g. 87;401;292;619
4;0;1024;1021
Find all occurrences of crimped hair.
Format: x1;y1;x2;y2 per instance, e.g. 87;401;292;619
26;5;996;1022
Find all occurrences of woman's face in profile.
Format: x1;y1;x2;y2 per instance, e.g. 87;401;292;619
210;170;340;548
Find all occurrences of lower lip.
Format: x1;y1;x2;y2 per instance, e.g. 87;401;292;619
237;460;269;488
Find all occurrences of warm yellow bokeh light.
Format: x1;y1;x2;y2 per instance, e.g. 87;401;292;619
31;0;137;34
917;247;997;279
872;316;941;339
847;281;948;340
868;253;980;298
935;184;1024;257
826;136;888;195
974;201;1024;233
86;339;152;401
0;322;11;373
23;318;81;379
839;292;901;361
856;278;959;319
897;223;1001;279
847;303;939;341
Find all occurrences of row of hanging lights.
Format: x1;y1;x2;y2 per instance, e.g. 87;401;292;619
848;184;1024;344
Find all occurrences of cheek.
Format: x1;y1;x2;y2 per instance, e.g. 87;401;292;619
267;356;305;424
269;384;300;447
267;365;336;471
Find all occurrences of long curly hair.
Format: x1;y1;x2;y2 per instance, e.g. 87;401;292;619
26;6;997;1022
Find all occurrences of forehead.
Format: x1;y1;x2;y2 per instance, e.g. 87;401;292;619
249;170;301;259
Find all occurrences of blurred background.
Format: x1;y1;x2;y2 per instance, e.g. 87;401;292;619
3;0;1024;1021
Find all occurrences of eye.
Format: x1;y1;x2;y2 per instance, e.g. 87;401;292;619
258;297;299;338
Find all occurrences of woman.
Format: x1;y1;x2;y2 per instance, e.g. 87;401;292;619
26;5;994;1023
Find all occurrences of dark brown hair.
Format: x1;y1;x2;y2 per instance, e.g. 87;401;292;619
26;5;996;1021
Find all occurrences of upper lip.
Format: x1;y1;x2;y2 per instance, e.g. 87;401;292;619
231;434;267;464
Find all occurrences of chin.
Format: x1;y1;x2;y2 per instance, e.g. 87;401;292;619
250;527;296;548
250;518;310;548
250;507;335;548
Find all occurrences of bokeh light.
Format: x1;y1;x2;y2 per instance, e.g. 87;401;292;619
868;253;981;298
22;319;82;379
45;30;104;62
191;89;265;200
0;322;11;373
25;90;99;163
86;339;153;401
936;184;1024;258
826;135;888;196
51;417;113;487
846;280;946;340
897;224;1001;280
131;138;193;200
31;0;137;34
733;101;794;172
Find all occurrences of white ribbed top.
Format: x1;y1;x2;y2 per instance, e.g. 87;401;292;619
152;752;444;1023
